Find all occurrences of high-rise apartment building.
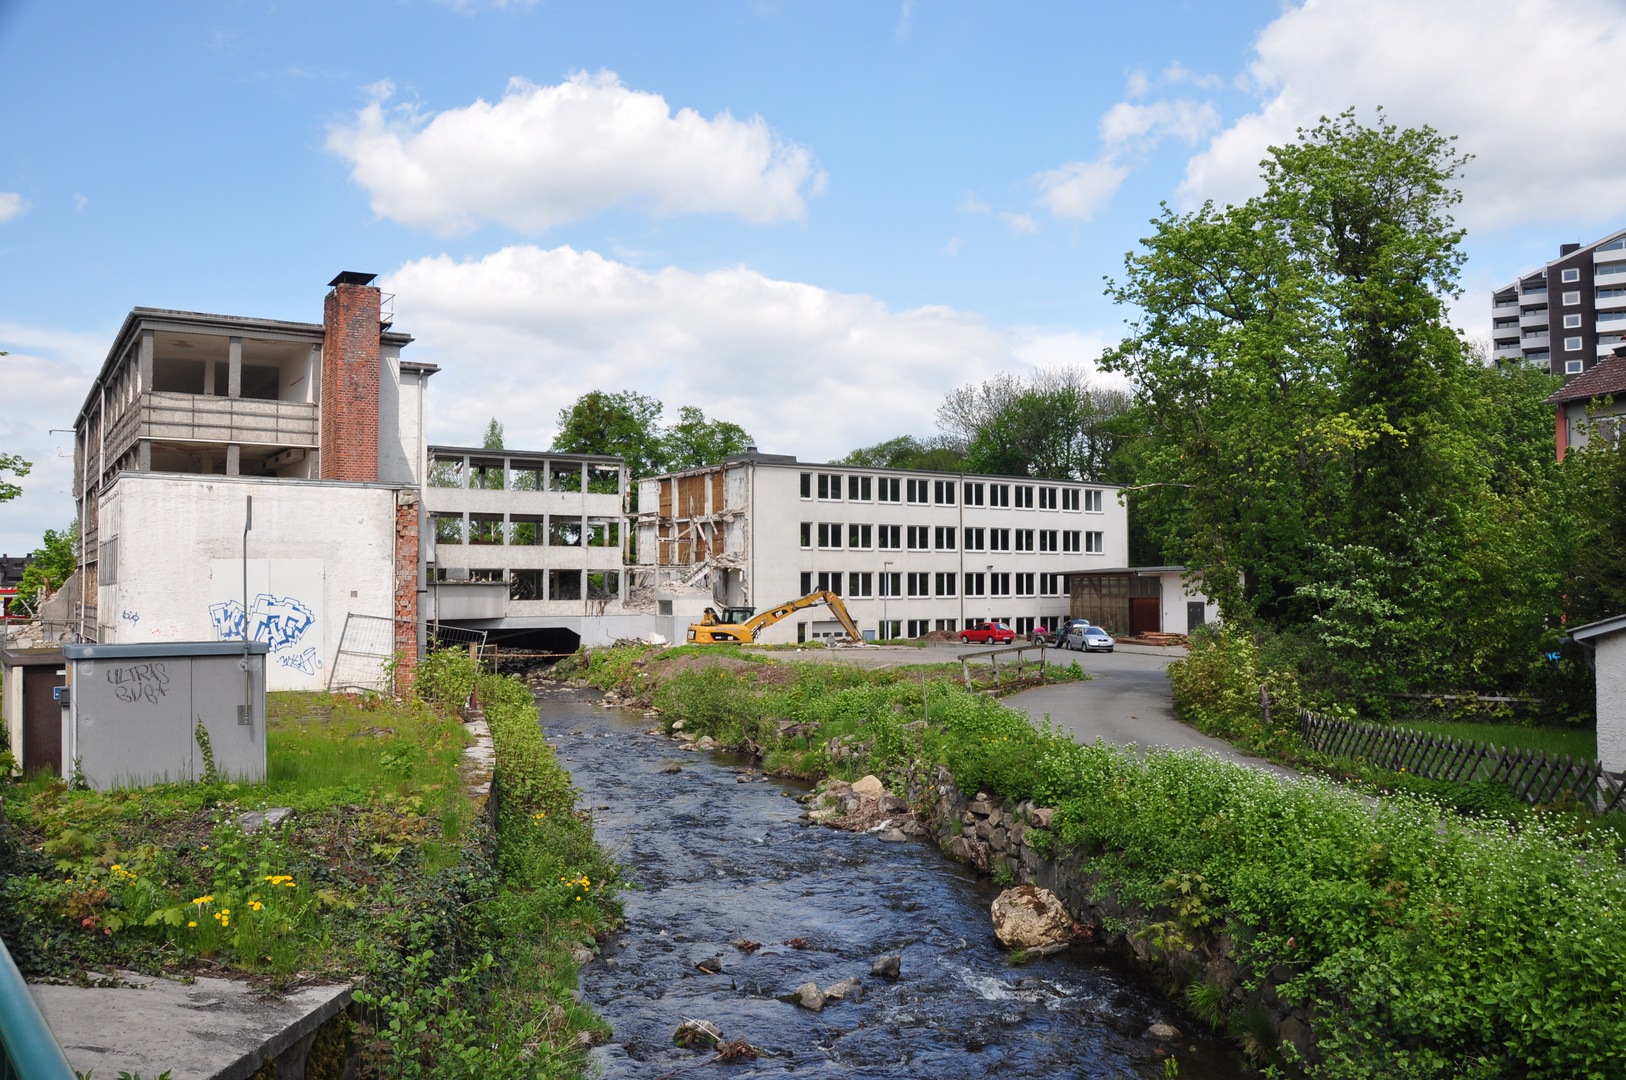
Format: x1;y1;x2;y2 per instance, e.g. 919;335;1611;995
1492;227;1626;376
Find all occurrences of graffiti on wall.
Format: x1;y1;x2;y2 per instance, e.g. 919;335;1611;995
209;559;326;692
209;594;320;669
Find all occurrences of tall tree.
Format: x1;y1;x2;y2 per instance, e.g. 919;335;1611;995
941;368;1130;480
836;435;966;472
552;391;666;477
662;406;754;472
482;418;504;450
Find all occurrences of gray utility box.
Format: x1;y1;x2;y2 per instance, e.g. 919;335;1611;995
61;642;268;790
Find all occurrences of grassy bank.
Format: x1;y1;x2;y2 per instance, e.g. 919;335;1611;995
566;643;1626;1079
0;651;618;1079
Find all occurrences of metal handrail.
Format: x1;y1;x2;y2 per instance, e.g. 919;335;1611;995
0;935;74;1079
956;642;1050;688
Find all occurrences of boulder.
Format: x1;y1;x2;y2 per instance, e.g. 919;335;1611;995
571;946;594;965
823;976;864;1001
990;886;1077;949
876;827;909;842
788;982;826;1011
877;794;908;813
1030;807;1055;828
825;778;854;797
851;774;885;796
237;807;293;834
694;735;720;750
1144;1022;1182;1042
870;954;901;979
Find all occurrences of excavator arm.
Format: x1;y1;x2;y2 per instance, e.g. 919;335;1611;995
737;589;864;643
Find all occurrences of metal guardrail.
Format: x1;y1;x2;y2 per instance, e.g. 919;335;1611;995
0;935;74;1080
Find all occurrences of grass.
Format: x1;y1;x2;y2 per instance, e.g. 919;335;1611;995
1387;718;1596;759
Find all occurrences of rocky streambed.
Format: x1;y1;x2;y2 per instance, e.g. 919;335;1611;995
539;692;1250;1078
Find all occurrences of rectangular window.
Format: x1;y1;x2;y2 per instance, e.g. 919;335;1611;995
879;571;902;597
964;527;985;551
963;481;984;506
1085;531;1104;554
817;473;843;500
990;572;1012;597
934;526;956;550
849;572;873;597
1061;488;1080;511
878;620;901;640
1564;290;1582;306
933;479;956;505
1015;572;1035;597
1084;489;1103;513
1562;267;1581;283
548;569;582;601
1062;530;1081;553
1039;486;1058;510
989;483;1010;507
587;571;620;599
800;522;812;548
848;523;873;549
934;572;957;597
935;619;958;633
877;477;901;502
509;570;544;601
800;472;811;499
877;524;902;549
1016;616;1035;635
801;571;813;595
907;525;929;551
1565;335;1584;351
465;568;505;583
1039;529;1058;552
1566;359;1585;374
434;514;464;545
818;522;843;549
817;571;842;595
1564;313;1583;329
906;478;930;504
1040;573;1062;596
907;572;930;597
1015;485;1034;508
907;619;929;638
848;474;872;501
470;515;505;545
548;518;583;546
964;573;986;597
509;517;542;546
990;528;1011;551
1016;529;1035;552
586;521;620;548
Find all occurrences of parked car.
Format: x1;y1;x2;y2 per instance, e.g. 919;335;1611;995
1060;624;1115;652
960;621;1016;645
1030;619;1084;644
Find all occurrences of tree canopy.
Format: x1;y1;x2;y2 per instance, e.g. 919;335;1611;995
13;520;77;615
550;392;753;477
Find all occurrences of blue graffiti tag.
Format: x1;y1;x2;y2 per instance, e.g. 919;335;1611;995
277;647;320;675
209;600;246;641
210;594;316;655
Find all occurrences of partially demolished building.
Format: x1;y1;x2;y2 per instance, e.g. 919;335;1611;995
634;450;1129;642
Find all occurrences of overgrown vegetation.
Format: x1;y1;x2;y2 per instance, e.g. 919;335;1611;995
0;651;618;1078
573;643;1626;1078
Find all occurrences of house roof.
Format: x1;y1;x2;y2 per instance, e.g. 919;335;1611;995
1568;613;1626;643
1546;356;1626;405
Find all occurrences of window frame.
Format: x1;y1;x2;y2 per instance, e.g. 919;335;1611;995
1561;267;1581;283
1084;530;1104;554
933;525;957;551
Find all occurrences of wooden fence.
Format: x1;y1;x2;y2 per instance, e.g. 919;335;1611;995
1298;710;1626;816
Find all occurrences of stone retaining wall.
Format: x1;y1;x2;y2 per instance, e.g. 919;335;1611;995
907;763;1317;1065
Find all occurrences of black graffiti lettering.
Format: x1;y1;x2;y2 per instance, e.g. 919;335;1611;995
107;662;171;704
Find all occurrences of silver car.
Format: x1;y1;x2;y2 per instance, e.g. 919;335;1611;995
1061;624;1115;652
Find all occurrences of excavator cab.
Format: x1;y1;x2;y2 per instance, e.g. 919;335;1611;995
720;606;754;624
686;591;861;645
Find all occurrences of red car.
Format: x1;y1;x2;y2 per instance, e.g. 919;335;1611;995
960;621;1016;645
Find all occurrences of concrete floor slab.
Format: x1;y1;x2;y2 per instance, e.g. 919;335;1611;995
31;971;350;1080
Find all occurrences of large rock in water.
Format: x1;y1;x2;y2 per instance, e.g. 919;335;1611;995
990;886;1076;948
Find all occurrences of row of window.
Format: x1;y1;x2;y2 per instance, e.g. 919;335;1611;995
806;616;1065;643
802;522;1103;554
433;515;620;547
802;472;1103;512
433;568;621;601
800;570;1069;598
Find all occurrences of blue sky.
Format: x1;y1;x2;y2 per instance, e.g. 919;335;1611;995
5;0;1626;554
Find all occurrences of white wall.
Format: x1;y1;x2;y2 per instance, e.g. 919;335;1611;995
1155;571;1221;634
1597;632;1626;774
97;474;400;691
378;346;423;485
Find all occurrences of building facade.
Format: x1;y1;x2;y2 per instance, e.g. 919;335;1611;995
1546;351;1626;460
1492;229;1626;376
69;273;434;690
636;451;1130;643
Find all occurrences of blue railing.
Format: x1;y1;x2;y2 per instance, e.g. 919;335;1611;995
0;935;73;1080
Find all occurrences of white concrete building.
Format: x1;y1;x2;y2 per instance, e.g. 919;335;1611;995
1569;614;1626;774
636;451;1131;643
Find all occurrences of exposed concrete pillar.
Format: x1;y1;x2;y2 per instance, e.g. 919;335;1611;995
203;359;216;396
228;337;242;399
138;329;154;392
137;439;151;472
226;444;240;476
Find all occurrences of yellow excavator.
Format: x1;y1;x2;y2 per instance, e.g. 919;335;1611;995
686;589;865;645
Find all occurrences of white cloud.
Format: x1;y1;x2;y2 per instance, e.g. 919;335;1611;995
0;325;105;554
327;71;825;235
942;237;963;256
1162;62;1225;91
957;192;991;214
1179;0;1626;227
0;193;26;223
382;245;1113;460
999;212;1039;235
1034;99;1217;222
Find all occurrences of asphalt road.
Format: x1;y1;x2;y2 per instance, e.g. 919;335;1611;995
1007;647;1299;779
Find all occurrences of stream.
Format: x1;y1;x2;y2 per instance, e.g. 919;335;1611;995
539;692;1250;1078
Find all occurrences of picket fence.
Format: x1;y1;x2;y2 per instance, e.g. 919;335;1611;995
1298;710;1626;816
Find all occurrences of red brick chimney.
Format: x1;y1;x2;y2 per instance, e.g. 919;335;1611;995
320;271;382;482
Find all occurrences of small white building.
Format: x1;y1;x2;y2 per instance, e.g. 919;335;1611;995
635;450;1130;643
1568;613;1626;773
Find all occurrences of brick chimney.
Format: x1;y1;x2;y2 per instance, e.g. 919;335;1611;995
320;271;381;481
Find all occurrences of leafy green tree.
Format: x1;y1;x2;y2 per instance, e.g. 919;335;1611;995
661;406;754;472
482;418;504;450
14;521;77;615
551;391;666;477
0;452;28;503
836;435;966;472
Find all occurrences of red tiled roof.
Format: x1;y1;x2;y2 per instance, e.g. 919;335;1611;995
1546;356;1626;404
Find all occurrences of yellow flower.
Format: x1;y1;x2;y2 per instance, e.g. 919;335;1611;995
249;900;263;911
187;921;197;928
191;895;214;906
